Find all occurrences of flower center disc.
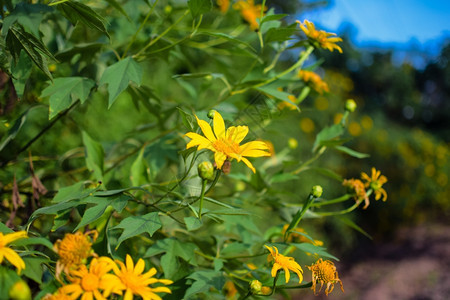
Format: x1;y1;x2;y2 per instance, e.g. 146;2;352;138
81;273;99;291
213;139;240;156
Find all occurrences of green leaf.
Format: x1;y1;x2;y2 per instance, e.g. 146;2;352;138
220;242;250;258
112;212;162;248
74;197;109;231
270;173;299;184
104;0;130;20
260;13;288;25
52;182;90;203
40;77;95;119
292;243;339;261
145;238;197;264
29;199;81;224
82;131;104;181
197;32;256;52
337;216;372;239
0;222;13;233
99;56;142;108
256;86;299;110
57;0;109;38
130;147;149;186
177;107;195;132
188;0;212;18
2;3;53;37
11;51;32;99
334;145;370;159
6;26;56;80
0;107;38;152
0;266;20;299
309;167;343;182
185;270;225;299
313;123;345;152
184;216;203;231
265;24;297;43
11;237;53;250
22;257;49;284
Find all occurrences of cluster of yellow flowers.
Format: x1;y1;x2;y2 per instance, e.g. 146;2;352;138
44;231;172;300
344;167;388;209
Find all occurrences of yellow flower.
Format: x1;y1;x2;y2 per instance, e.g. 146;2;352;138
42;289;73;300
217;0;230;13
233;0;267;30
54;230;98;279
224;280;238;299
278;94;299;110
110;254;173;300
61;258;120;300
297;20;343;53
308;258;344;296
185;111;271;173
0;231;27;273
361;167;388;202
343;178;370;209
298;70;329;94
264;245;303;283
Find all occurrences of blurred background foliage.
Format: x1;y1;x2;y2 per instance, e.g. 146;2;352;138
0;0;449;284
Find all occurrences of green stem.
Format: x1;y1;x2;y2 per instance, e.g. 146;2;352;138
198;180;207;220
284;194;316;242
311;194;352;207
122;0;159;58
257;0;267;49
277;282;312;290
133;9;189;58
231;45;314;95
315;202;360;217
292;145;326;175
205;169;221;194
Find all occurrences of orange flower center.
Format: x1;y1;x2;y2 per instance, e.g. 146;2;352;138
81;273;99;291
312;261;336;283
58;234;91;265
213;138;240;156
119;271;142;291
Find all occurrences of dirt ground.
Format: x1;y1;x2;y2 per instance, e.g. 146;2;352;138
291;222;450;300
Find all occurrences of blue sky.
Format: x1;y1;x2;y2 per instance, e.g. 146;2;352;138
298;0;450;47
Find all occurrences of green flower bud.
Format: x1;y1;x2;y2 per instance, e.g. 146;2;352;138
345;99;357;112
198;161;215;181
9;280;31;300
311;185;323;198
207;110;217;119
164;5;172;14
288;138;298;149
250;280;262;294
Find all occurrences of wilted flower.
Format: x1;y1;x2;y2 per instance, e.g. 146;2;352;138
233;0;267;30
308;258;344;296
185;111;271;173
265;245;303;283
0;231;27;273
54;230;98;278
343;178;370;209
297;20;343;53
361;167;388;202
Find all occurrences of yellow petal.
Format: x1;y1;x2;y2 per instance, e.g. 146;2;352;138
283;266;290;283
271;263;281;278
213;111;226;139
196;116;216;142
2;231;27;245
125;254;134;271
134;258;145;275
226;126;248;144
240;157;256;173
214;152;227;170
3;247;26;273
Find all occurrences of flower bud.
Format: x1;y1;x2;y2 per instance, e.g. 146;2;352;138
221;160;232;175
288;138;298;149
164;5;172;14
9;280;31;300
311;185;323;198
249;280;262;294
345;99;357;112
198;161;215;181
207;109;217;119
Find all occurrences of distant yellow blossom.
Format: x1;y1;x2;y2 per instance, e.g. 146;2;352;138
282;225;323;246
361;167;388;202
185;111;271;173
109;254;173;300
61;258;120;300
233;0;267;30
54;230;98;278
224;280;238;299
217;0;230;13
343;178;369;209
298;70;329;94
0;231;27;273
265;245;303;283
308;258;344;296
297;20;343;53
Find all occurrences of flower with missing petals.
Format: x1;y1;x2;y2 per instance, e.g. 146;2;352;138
185;111;271;173
308;258;344;296
343;178;370;209
265;245;303;283
297;20;343;53
361;167;388;202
